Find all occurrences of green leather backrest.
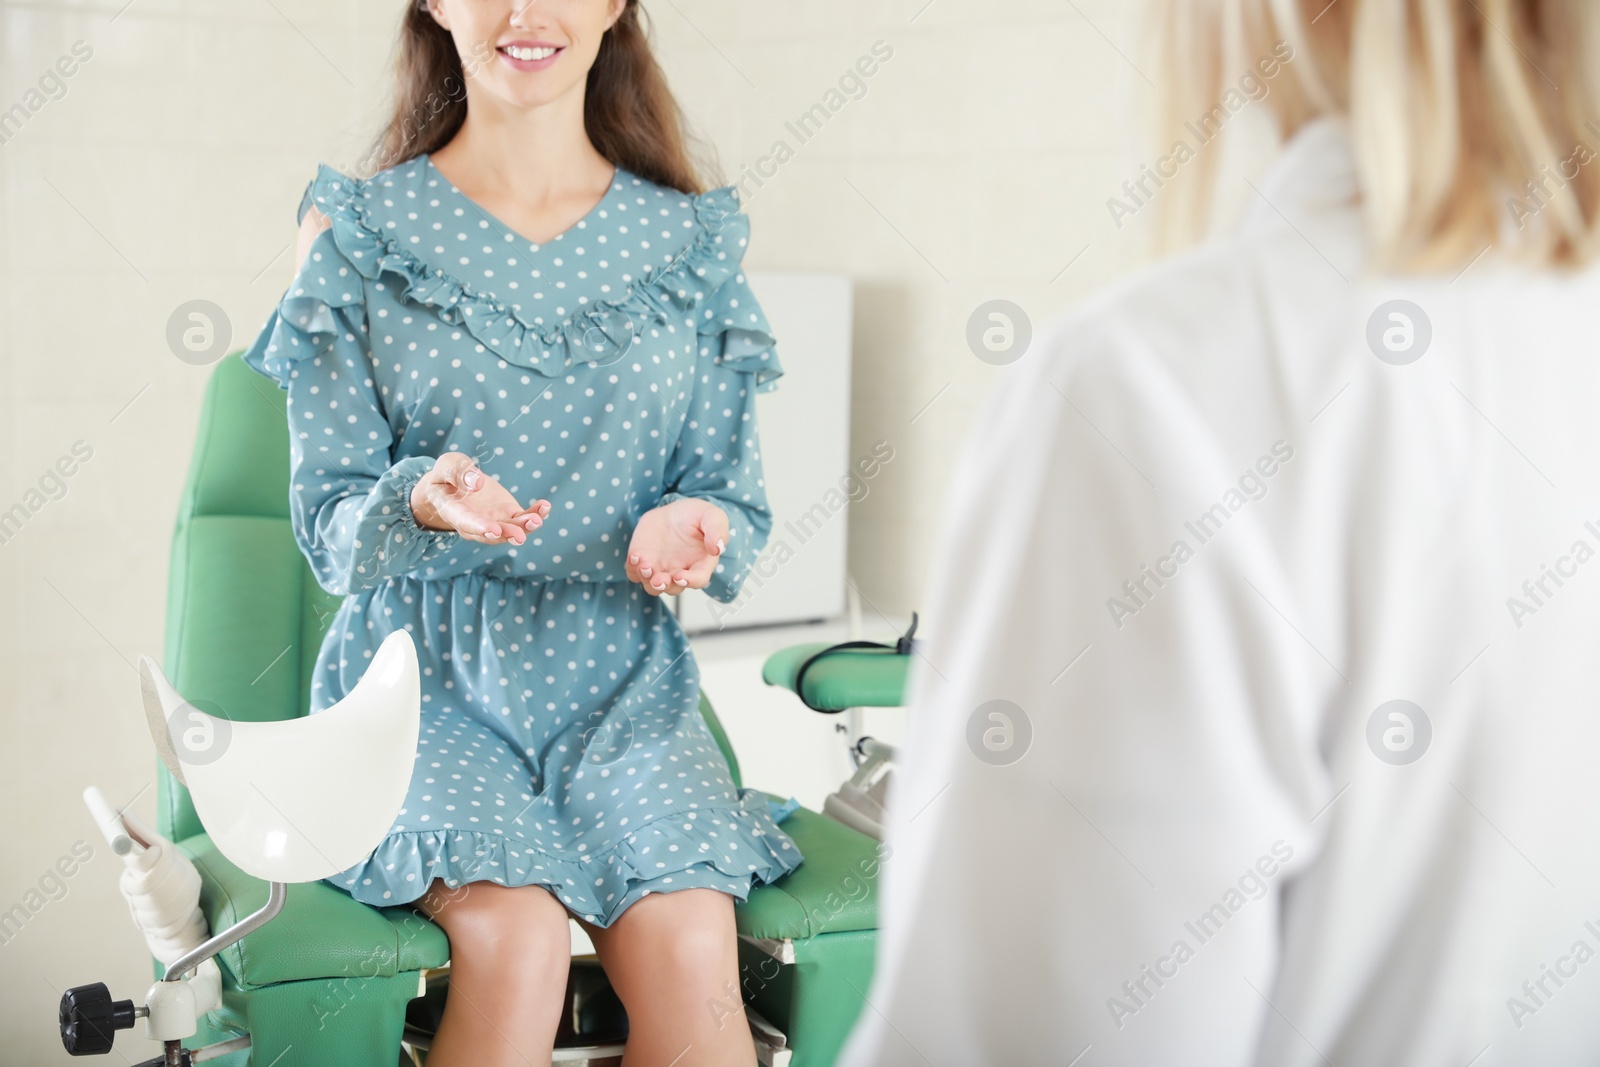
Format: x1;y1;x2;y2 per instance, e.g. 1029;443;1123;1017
158;353;740;843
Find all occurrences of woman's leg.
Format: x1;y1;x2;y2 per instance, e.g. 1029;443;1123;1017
416;878;572;1067
577;888;755;1067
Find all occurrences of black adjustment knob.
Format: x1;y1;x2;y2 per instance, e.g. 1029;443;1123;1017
60;983;137;1056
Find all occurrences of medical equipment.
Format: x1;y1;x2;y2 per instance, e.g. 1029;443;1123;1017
760;615;920;841
61;629;422;1064
50;352;920;1067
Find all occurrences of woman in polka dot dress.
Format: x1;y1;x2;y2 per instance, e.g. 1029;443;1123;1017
241;1;802;1063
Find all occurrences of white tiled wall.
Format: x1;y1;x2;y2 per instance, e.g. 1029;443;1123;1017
0;0;1155;1059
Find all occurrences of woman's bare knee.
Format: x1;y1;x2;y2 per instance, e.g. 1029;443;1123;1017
601;890;739;1005
658;920;737;991
419;879;572;965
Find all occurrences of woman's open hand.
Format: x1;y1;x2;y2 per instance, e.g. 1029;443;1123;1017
409;452;550;545
626;497;729;596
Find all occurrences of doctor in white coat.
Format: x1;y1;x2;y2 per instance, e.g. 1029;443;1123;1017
839;1;1600;1065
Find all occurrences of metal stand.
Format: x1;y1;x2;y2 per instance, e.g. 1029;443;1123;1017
59;883;284;1060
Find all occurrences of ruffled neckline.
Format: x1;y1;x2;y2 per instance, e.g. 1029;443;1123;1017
300;160;751;380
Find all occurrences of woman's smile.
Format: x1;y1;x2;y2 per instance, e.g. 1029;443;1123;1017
497;39;564;71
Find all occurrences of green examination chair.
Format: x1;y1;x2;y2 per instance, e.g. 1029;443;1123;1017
156;352;909;1066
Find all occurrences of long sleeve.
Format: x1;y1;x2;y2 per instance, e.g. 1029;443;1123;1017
659;266;784;604
836;314;1331;1066
242;221;477;596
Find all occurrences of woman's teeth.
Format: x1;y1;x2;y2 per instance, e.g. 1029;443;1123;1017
501;45;559;61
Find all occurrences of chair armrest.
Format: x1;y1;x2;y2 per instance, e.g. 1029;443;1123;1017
761;643;910;711
178;833;449;990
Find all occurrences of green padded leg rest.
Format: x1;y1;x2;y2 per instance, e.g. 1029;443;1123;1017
761;642;911;711
740;929;876;1067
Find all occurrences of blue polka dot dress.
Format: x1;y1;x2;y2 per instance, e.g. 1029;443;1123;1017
240;154;803;926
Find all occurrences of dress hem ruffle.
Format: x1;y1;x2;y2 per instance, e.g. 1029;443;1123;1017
332;794;804;928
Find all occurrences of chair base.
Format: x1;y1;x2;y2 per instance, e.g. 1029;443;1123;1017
740;929;876;1067
185;971;422;1067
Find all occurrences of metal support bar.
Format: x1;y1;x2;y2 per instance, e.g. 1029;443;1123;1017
163;881;287;982
738;934;796;965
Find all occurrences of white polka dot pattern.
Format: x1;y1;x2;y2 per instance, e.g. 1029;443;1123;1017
237;156;802;925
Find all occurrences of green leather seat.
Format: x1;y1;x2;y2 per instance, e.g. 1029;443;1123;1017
160;353;898;1066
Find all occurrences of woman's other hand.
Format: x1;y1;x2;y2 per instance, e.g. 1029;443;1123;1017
626;497;729;596
410;452;551;545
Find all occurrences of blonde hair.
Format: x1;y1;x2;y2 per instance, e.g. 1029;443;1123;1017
1151;0;1600;270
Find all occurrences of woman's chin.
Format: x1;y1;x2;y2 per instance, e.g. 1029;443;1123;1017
483;75;577;112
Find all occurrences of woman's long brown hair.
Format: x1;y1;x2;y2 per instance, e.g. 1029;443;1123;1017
361;0;711;195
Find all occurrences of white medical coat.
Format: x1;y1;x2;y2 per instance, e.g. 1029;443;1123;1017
837;116;1600;1066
